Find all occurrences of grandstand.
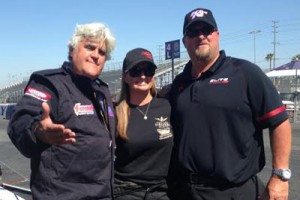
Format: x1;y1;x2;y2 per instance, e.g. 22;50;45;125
0;57;188;104
0;81;28;103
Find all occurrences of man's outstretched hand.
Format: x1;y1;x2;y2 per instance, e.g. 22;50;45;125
34;102;76;144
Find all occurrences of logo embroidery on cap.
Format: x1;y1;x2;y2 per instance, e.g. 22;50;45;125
141;51;153;59
209;78;229;85
25;87;52;102
190;9;208;19
74;103;94;116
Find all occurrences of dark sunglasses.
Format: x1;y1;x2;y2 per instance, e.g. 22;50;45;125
128;66;156;77
184;26;215;38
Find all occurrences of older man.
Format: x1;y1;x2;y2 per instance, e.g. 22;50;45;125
8;23;116;200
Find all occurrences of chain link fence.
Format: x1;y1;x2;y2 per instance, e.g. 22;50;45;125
270;76;300;122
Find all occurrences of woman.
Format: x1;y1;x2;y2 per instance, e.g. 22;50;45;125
114;48;173;200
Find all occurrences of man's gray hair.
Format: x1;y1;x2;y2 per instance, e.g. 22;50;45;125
68;23;116;60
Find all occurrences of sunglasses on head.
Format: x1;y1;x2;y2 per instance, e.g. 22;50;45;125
184;26;215;38
128;66;156;77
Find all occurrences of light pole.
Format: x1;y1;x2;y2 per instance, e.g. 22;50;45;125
249;30;261;64
294;69;298;122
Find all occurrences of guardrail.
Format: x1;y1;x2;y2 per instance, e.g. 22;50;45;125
1;182;32;195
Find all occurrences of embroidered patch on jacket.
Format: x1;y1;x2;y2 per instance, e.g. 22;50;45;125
74;103;94;116
155;116;173;140
24;87;52;102
209;78;229;85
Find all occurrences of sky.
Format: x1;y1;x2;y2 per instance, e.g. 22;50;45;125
1;0;300;88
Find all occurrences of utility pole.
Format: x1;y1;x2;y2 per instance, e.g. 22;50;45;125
272;21;279;69
294;69;298;122
249;30;261;64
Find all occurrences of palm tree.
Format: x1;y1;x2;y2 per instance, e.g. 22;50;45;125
265;53;274;71
292;54;300;61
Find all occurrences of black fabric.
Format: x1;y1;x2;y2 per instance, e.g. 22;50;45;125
7;62;116;200
168;175;265;200
115;97;173;186
183;8;218;34
122;48;157;72
169;50;288;184
114;178;169;200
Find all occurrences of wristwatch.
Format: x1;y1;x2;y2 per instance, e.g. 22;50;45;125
272;168;292;181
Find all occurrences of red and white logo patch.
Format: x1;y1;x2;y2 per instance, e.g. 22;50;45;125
74;103;94;116
25;87;52;102
209;78;229;85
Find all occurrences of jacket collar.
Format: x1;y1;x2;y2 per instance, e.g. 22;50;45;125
61;61;108;88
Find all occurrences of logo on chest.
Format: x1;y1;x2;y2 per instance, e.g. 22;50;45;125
155;116;173;140
74;103;94;116
209;78;229;85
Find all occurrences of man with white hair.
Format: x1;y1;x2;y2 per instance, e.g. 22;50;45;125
8;23;116;199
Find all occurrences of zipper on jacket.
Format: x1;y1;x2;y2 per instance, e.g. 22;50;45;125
93;91;109;131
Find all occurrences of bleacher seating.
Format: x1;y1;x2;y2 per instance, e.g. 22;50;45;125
0;57;188;103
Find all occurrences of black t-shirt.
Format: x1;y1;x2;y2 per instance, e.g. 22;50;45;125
115;97;173;185
170;50;288;184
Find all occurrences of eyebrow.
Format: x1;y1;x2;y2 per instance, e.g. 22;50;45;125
84;41;107;55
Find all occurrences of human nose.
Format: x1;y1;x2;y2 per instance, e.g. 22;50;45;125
91;49;100;58
197;33;206;39
140;72;147;78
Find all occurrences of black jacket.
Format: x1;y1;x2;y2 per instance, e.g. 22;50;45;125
8;62;116;200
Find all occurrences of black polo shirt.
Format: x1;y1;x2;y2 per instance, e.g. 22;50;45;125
170;50;288;184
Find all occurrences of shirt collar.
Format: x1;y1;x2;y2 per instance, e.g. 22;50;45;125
183;50;227;80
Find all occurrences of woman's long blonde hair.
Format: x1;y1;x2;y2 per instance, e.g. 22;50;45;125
115;76;157;140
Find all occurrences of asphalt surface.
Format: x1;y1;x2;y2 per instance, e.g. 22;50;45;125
0;119;299;200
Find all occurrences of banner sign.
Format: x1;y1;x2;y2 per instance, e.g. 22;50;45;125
0;103;16;120
165;39;180;60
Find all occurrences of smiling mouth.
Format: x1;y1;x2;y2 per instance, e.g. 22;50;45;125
135;80;149;85
90;61;98;64
198;42;208;46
